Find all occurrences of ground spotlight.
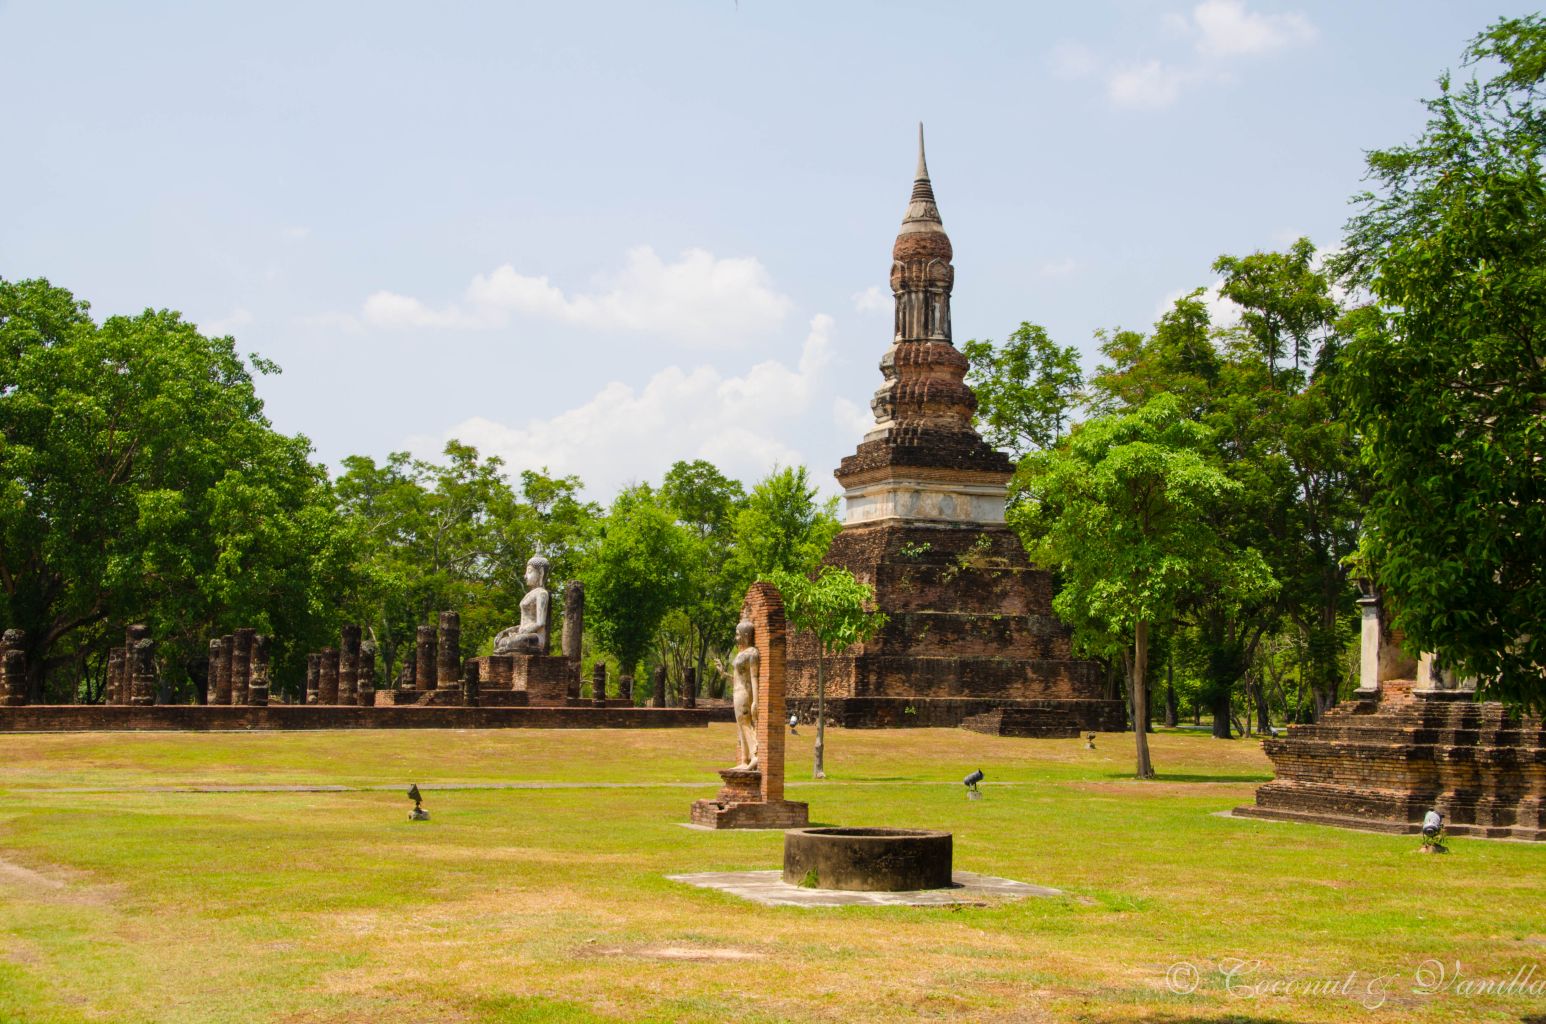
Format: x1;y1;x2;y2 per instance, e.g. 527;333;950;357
963;769;984;800
1421;809;1447;852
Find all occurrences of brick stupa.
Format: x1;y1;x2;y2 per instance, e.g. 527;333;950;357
786;128;1124;733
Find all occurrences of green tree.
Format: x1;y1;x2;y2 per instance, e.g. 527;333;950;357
659;460;747;700
728;465;840;585
769;566;885;779
963;322;1084;459
581;485;692;688
1022;395;1274;777
0;278;353;701
1333;16;1546;707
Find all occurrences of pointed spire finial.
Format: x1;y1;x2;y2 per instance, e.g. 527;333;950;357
901;122;943;231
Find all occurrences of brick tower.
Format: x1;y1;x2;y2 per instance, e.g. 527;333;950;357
785;127;1125;733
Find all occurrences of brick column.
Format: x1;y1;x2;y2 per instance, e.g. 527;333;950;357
652;665;666;708
415;626;437;691
437;612;460;689
231;628;254;706
106;645;126;705
319;648;340;704
620;673;633;705
592;662;607;707
127;624;156;707
305;653;321;705
1355;596;1381;698
358;644;376;706
214;634;235;705
1;631;26;707
339;625;361;706
250;634;271;706
743;582;788;803
683;667;697;709
462;659;480;708
562;582;584;663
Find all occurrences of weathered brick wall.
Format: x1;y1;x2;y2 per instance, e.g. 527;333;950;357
0;705;717;732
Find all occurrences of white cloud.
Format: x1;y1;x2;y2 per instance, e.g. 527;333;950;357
281;225;311;241
1155;282;1243;328
359;246;791;347
1189;0;1315;57
202;307;254;337
851;285;889;313
1107;60;1197;109
833;396;874;441
1064;2;1314;111
412;315;837;497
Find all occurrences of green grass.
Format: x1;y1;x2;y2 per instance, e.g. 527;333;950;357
0;726;1540;1023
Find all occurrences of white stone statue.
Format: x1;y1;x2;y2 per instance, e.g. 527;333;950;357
494;556;550;655
731;619;759;771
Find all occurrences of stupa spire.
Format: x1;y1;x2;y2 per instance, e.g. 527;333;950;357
902;122;943;232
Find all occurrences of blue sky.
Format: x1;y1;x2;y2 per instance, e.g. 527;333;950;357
2;1;1530;500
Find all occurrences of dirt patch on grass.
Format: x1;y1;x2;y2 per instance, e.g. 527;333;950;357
583;943;765;962
0;854;119;906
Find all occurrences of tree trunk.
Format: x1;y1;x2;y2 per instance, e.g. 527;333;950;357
814;648;827;779
1252;673;1270;734
1133;621;1154;779
1163;659;1178;727
1210;687;1233;739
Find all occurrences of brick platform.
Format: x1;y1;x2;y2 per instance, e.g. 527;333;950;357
1235;680;1546;841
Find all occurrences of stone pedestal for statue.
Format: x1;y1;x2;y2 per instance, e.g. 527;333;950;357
691;583;810;830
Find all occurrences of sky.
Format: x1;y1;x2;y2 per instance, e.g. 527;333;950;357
2;1;1533;502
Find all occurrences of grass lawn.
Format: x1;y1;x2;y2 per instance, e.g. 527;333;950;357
0;725;1540;1023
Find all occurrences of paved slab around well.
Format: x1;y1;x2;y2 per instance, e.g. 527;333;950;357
666;869;1065;907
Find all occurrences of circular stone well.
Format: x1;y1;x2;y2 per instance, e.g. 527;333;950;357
782;827;953;891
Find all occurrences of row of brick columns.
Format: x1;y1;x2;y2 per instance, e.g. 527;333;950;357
203;628;275;706
90;624;163;707
302;624;377;706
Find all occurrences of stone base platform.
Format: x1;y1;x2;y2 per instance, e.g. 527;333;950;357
1236;680;1546;841
667;869;1064;907
959;706;1080;738
689;798;810;830
788;696;1124;732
